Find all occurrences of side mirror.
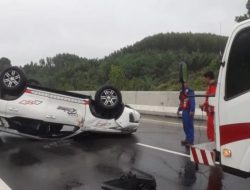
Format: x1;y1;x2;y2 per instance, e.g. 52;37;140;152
179;61;188;83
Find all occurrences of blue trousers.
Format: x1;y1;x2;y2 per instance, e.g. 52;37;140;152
182;110;194;144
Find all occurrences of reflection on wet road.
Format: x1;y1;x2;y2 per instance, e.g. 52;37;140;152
0;116;249;190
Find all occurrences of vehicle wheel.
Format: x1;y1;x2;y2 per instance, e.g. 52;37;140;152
0;66;27;95
95;85;122;110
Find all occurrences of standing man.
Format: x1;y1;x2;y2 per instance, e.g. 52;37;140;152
177;82;195;148
199;71;216;142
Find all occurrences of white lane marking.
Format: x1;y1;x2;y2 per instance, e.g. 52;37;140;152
137;143;220;165
141;118;182;126
137;143;190;158
0;178;11;190
141;118;206;129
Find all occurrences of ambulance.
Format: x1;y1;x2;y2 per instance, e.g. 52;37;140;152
182;19;250;177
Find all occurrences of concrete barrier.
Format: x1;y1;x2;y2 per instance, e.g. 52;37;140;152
73;91;207;120
74;91;206;107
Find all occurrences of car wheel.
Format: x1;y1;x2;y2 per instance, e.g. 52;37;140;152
0;66;27;95
95;85;122;110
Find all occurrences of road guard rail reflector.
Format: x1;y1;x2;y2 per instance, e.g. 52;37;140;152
190;142;215;166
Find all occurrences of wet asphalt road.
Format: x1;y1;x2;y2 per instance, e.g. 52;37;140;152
0;116;250;190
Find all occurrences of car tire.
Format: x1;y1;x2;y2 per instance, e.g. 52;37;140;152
95;85;122;110
0;66;27;95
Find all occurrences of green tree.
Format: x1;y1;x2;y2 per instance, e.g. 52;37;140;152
109;65;127;89
22;33;227;91
0;57;11;73
235;0;250;22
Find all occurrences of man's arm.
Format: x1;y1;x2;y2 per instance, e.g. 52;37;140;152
189;90;195;117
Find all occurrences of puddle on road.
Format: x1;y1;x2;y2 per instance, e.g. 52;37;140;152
178;160;224;190
207;166;223;190
9;149;41;166
41;140;77;156
64;180;84;190
178;161;197;187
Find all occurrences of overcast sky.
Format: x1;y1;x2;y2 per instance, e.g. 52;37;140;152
0;0;247;65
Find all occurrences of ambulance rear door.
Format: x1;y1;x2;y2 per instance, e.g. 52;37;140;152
218;21;250;177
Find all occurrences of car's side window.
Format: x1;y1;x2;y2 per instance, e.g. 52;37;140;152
225;27;250;100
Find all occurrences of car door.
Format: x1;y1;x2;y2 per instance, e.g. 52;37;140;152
45;92;86;127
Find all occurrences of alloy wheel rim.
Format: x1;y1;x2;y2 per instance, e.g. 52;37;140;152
100;89;118;107
3;70;21;88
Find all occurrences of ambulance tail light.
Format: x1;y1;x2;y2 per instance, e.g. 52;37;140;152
223;148;232;158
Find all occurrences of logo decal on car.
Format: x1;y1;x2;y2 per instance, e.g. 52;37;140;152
96;121;111;127
57;106;78;116
19;100;43;105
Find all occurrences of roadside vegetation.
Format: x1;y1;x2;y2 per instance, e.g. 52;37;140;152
1;32;227;91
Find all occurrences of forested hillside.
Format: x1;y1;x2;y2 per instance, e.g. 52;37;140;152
21;32;227;91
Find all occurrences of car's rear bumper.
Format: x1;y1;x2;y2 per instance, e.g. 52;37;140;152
120;123;139;133
83;106;140;134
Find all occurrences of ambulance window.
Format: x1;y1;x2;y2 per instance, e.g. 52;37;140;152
225;27;250;99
